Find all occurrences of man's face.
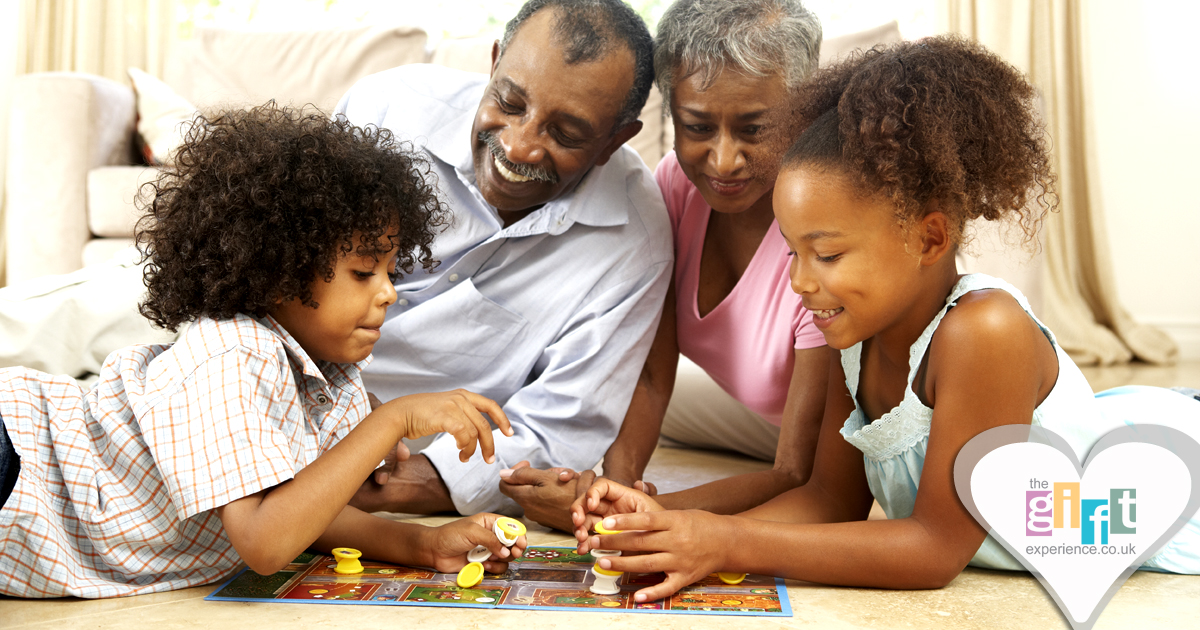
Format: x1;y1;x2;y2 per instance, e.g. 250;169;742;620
471;9;640;212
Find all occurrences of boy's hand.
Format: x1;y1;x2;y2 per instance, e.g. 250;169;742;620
425;513;527;574
384;389;512;464
571;478;664;550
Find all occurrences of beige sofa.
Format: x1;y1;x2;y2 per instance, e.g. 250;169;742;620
3;22;900;286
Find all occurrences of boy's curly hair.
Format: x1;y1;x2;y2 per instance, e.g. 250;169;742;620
782;35;1057;244
137;104;447;332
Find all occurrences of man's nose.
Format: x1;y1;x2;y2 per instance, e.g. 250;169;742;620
501;119;545;165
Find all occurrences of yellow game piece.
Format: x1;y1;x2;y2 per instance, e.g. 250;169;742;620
331;547;364;575
457;561;485;588
493;516;527;545
592;564;623;577
593;521;623;535
717;572;747;585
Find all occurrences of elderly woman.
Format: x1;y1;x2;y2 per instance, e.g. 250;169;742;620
502;0;827;529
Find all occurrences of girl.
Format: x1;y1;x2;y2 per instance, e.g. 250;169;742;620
0;106;522;598
570;35;1200;602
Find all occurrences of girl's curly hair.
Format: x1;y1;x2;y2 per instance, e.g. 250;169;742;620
782;35;1057;244
137;104;447;332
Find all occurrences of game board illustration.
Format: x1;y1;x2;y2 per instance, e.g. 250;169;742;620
206;547;791;616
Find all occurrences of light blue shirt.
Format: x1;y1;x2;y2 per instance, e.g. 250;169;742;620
335;65;673;514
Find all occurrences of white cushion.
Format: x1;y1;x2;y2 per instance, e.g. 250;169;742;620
128;68;197;165
87;166;158;237
82;239;138;269
164;26;429;113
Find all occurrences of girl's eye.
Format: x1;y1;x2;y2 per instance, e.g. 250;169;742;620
785;250;797;257
816;253;841;263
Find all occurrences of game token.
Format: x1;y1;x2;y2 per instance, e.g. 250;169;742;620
593;521;623;535
331;547;364;575
467;545;492;563
717;572;747;585
457;562;485;588
494;516;527;545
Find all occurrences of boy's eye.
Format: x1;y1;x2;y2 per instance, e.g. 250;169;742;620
354;270;375;279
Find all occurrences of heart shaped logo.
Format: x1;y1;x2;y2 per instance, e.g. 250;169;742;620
954;424;1200;630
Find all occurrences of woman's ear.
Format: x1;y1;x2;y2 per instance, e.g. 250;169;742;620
917;202;955;267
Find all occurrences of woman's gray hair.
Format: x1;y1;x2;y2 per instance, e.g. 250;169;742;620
654;0;822;110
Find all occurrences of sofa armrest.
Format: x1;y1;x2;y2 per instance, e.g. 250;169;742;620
5;72;137;283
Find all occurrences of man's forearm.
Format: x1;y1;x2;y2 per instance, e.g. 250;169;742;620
349;454;456;514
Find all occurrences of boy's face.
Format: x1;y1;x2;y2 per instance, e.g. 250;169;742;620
271;235;398;364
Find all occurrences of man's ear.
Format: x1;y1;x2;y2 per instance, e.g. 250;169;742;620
489;40;501;76
594;120;643;166
917;205;955;267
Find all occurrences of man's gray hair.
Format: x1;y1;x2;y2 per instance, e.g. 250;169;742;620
500;0;654;130
654;0;822;111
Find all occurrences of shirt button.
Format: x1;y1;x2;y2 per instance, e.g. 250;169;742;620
316;395;329;405
448;273;460;282
398;298;409;306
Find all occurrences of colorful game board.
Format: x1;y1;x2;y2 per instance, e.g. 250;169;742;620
206;546;791;616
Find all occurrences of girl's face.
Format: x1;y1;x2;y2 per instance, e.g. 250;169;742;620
271;234;399;364
671;68;790;216
774;166;927;350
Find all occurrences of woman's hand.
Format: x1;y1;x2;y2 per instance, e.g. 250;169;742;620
586;510;733;603
570;478;665;549
424;513;526;574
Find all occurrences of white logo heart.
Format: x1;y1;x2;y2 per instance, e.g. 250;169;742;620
954;424;1200;630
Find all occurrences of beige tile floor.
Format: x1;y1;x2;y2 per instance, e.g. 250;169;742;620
3;361;1198;629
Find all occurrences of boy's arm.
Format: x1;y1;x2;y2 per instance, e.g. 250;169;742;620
217;390;509;575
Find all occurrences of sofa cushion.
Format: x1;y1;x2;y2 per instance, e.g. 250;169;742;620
128;68;197;165
87;166;158;238
164;26;428;113
82;238;138;269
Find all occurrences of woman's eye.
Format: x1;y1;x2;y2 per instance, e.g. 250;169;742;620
684;124;710;134
743;125;763;136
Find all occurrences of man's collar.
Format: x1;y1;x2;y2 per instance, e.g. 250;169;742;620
423;83;632;232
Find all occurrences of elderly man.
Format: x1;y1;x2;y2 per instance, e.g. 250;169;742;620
0;0;670;518
336;0;670;516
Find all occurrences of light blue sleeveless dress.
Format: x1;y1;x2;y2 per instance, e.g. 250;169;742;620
838;273;1200;573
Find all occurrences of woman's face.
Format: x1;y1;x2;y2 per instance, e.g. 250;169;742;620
671;68;790;215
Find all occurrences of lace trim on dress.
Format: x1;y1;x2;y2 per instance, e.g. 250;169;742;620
840;275;1028;462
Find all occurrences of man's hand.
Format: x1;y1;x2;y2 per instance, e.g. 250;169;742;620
350;454;456;514
423;513;527;574
498;461;589;532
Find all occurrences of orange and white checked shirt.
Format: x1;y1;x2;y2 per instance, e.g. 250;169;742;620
0;314;371;598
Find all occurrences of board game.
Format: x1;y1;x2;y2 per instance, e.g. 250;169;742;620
206;546;791;616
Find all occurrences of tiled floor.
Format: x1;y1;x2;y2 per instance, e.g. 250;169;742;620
3;361;1198;629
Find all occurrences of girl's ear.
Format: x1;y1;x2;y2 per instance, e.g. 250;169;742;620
917;203;955;267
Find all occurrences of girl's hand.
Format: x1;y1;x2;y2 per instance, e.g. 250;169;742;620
586;510;731;603
570;478;664;550
384;389;512;463
425;513;527;574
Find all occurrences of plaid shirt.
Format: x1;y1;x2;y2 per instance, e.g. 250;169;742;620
0;314;370;598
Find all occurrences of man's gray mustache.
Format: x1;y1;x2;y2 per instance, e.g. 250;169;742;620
477;131;559;184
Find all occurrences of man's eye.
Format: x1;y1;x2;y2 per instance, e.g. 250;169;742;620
497;97;520;114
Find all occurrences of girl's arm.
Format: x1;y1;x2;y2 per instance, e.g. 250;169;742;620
648;344;831;513
217;390;511;575
592;293;1055;600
